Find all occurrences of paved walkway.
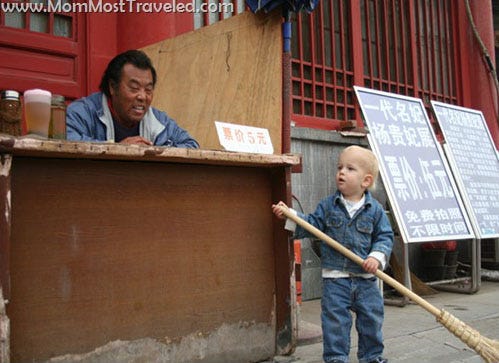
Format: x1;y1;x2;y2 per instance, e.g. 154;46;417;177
269;280;499;363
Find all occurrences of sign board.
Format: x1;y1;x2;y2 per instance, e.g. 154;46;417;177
215;121;274;154
431;101;499;238
354;86;474;243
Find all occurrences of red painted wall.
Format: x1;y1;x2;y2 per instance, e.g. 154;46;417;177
468;1;499;147
85;13;118;94
84;1;195;95
116;0;193;52
1;2;498;147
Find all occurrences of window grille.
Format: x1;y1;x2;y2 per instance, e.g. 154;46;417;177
292;0;355;129
194;0;244;29
1;0;75;39
292;0;459;129
361;0;414;95
413;0;457;105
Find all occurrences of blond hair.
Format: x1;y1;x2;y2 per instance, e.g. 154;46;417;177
341;145;379;190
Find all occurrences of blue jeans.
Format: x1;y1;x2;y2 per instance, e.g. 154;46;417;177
321;277;384;363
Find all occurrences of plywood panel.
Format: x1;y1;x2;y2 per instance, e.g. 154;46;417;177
8;157;276;362
141;11;282;151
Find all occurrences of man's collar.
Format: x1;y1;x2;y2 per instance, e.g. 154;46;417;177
106;96;119;121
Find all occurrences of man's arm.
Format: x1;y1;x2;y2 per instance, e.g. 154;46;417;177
168;124;200;148
66;100;105;142
154;111;199;148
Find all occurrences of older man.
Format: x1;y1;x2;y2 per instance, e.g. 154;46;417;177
66;50;199;148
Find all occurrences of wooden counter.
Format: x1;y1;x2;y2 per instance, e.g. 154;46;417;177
0;135;300;363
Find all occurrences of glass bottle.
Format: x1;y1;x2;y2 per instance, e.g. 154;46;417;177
0;90;22;136
49;94;66;139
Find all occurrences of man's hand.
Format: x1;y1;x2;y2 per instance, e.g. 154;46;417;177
119;136;153;145
362;256;381;274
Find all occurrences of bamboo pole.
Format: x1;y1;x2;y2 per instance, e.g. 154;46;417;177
277;206;499;363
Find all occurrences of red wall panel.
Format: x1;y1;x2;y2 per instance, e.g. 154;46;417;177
84;13;118;94
0;12;86;99
117;0;193;52
84;5;196;95
466;1;499;146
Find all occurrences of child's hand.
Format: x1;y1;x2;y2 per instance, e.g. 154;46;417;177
362;256;380;274
272;201;288;220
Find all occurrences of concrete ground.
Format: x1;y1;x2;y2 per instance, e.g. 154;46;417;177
266;279;499;363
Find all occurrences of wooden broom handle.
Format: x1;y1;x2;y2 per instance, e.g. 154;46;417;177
279;207;442;317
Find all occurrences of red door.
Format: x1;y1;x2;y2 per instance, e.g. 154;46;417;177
0;1;86;100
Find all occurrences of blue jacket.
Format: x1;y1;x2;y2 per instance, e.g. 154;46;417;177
295;191;393;274
66;92;199;148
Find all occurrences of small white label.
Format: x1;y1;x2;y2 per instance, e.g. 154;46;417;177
215;121;274;154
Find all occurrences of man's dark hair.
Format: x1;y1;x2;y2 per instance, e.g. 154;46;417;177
99;49;157;97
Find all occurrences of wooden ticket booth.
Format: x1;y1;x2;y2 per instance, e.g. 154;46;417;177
0;137;299;362
0;10;298;363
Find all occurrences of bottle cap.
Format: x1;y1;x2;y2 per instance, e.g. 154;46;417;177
51;94;66;105
1;90;20;101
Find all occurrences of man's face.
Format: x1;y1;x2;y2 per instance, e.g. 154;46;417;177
109;63;154;127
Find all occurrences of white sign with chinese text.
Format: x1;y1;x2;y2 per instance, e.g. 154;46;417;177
354;86;475;243
431;101;499;239
215;121;274;154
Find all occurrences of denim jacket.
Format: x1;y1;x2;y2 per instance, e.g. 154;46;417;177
294;190;393;274
66;92;199;148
